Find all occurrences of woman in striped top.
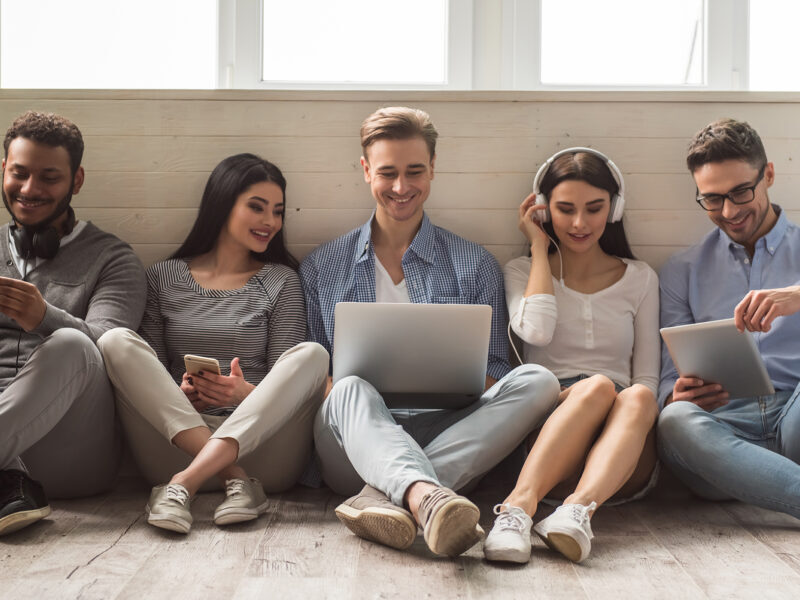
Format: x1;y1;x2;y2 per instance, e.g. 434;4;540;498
99;154;329;534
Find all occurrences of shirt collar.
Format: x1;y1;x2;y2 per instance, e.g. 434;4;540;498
721;203;788;256
763;204;788;255
355;211;436;264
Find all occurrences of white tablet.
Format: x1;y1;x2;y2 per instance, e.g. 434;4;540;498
660;318;775;399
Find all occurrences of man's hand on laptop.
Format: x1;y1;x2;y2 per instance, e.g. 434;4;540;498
484;375;497;392
668;376;729;412
734;285;800;333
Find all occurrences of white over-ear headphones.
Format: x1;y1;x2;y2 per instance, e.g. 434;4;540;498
531;146;626;223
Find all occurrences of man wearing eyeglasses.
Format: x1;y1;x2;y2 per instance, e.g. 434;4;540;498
657;118;800;520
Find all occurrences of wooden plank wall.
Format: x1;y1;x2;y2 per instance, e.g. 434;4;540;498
2;90;800;271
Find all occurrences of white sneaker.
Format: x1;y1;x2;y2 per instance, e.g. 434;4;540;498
533;501;597;563
483;504;533;563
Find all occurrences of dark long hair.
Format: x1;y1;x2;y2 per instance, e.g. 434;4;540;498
539;151;635;260
171;153;299;270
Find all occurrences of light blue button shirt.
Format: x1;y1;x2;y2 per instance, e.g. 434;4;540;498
658;206;800;408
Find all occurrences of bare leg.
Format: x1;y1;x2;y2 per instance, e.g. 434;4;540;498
169;427;247;496
564;384;658;508
503;375;617;516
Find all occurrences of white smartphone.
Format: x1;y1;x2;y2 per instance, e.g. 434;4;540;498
183;354;221;376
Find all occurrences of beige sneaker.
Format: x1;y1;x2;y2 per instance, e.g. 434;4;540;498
146;483;192;534
417;486;481;557
335;485;417;550
213;478;269;526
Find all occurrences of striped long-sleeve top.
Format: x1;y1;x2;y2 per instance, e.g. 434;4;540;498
139;258;306;415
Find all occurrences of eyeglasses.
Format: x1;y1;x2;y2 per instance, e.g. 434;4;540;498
695;165;766;212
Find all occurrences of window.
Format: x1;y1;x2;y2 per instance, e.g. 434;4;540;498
260;0;447;85
539;0;703;86
749;0;800;91
0;0;217;89
1;0;798;91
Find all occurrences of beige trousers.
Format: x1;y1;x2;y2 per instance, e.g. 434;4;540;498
98;328;328;492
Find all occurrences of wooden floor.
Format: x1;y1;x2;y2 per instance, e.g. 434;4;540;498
1;471;799;600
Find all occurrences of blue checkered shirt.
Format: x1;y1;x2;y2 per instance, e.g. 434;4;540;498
299;212;511;380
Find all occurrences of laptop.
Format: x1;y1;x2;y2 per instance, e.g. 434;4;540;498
332;302;492;409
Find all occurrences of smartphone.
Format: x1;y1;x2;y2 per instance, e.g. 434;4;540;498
183;354;221;376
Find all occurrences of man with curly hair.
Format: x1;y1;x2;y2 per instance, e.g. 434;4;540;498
0;111;146;535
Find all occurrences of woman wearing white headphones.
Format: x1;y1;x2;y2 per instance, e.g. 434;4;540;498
484;148;660;564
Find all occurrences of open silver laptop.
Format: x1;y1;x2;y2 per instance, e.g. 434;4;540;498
332;302;492;409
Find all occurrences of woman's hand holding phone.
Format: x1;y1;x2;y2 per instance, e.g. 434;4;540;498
188;357;255;411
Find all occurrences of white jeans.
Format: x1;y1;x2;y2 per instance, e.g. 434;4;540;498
98;328;328;492
314;364;560;505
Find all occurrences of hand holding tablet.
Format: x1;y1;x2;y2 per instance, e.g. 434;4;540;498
660;318;775;403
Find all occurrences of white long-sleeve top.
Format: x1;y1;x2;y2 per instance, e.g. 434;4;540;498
504;255;660;395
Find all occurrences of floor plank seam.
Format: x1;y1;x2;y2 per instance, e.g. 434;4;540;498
65;512;143;580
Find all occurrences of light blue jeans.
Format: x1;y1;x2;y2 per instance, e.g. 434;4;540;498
314;364;560;506
657;382;800;519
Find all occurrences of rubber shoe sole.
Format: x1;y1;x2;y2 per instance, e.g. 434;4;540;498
0;505;51;536
214;500;269;526
536;530;584;562
146;505;191;534
335;502;417;550
425;498;481;557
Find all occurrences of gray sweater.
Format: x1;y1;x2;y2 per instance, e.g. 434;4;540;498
0;222;147;385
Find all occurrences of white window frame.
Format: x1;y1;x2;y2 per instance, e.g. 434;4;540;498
502;0;750;91
217;0;473;89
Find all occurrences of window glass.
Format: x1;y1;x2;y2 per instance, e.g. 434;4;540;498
540;0;704;86
261;0;447;84
749;0;800;91
0;0;216;89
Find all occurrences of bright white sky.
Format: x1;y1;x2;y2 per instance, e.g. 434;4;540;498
0;0;797;89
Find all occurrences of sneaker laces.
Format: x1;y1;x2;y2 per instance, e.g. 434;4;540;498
165;484;190;505
561;501;597;530
224;479;247;497
492;504;528;532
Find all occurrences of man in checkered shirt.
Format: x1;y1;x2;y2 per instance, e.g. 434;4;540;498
300;106;560;558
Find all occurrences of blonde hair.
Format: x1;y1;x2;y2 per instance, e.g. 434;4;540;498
360;106;438;160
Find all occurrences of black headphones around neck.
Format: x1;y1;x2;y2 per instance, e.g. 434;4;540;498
9;204;76;260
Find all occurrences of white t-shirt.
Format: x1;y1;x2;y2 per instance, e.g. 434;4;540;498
503;255;660;395
375;257;411;303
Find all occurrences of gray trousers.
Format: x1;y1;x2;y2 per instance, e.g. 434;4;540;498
314;364;560;505
0;328;119;498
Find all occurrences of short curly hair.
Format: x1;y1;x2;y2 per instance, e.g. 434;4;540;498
686;118;767;173
360;106;438;160
4;111;84;176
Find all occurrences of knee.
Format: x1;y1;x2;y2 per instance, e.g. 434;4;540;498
509;363;561;405
324;375;381;422
565;374;617;413
579;374;617;404
96;327;136;361
42;328;99;364
292;341;330;379
657;401;701;449
614;387;659;427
